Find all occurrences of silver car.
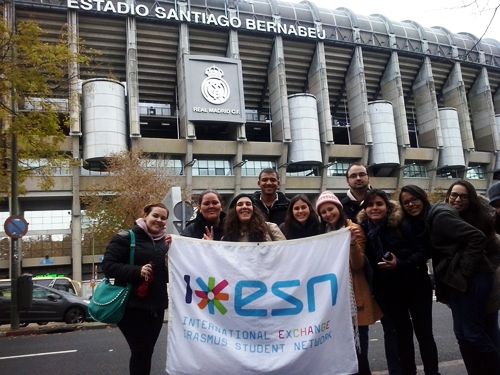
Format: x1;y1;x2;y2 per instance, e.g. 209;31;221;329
0;284;91;325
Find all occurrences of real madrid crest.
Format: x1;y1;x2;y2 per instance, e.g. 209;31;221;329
201;65;230;105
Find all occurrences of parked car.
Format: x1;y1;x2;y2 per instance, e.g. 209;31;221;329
32;275;82;296
0;284;91;326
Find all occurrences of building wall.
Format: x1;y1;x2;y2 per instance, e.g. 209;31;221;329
2;0;500;279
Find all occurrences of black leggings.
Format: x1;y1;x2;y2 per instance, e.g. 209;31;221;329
118;308;165;375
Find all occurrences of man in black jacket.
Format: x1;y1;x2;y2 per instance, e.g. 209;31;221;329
252;168;289;226
341;162;372;222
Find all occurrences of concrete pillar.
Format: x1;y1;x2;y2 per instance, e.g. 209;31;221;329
380;52;409;147
346;46;372;145
469;67;499;151
268;16;291;142
226;12;244;193
177;2;195;139
442;62;474;150
226;9;246;142
494;89;500;114
412;57;443;149
126;0;140;143
68;10;82;283
308;32;333;144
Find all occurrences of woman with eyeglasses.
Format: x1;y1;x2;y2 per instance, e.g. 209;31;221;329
358;189;440;375
399;184;500;375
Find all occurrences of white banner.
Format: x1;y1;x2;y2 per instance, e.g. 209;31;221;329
166;229;357;375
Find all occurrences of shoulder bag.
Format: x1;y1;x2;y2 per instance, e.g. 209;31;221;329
89;230;136;324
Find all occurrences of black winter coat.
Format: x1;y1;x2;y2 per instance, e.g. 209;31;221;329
102;225;168;311
359;203;431;296
180;212;226;240
252;191;290;226
279;218;320;240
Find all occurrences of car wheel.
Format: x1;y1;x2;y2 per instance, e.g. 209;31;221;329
37;322;48;326
19;322;29;327
64;307;85;324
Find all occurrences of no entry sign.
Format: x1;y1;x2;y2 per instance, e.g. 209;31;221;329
4;215;29;238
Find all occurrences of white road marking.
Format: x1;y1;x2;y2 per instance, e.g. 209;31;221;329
0;350;77;360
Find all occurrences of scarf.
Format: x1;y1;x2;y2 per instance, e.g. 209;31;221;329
361;211;390;259
346;184;372;206
136;218;166;241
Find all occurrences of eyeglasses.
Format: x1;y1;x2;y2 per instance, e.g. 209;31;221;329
402;197;420;207
347;172;368;180
449;192;470;201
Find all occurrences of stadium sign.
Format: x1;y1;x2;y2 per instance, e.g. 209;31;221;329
66;0;327;40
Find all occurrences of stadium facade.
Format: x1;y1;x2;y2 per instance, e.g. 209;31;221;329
1;0;500;280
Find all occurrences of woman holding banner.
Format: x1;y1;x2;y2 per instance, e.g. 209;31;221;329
279;194;320;239
102;202;170;375
222;193;285;242
316;191;383;375
358;189;440;375
181;189;226;240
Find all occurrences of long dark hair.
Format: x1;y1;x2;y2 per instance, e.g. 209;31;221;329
445;180;493;236
399;185;431;219
282;195;319;237
223;198;269;242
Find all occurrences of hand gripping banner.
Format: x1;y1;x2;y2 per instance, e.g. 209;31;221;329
166;229;357;375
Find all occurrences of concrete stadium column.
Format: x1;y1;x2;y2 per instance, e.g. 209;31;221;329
308;34;333;144
226;11;244;194
494;89;500;114
126;0;140;144
346;46;372;145
226;9;246;143
268;16;291;142
380;52;409;147
412;57;443;149
469;67;499;151
177;2;195;140
68;10;82;283
442;62;474;150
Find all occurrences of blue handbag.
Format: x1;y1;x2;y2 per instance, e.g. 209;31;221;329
89;230;136;324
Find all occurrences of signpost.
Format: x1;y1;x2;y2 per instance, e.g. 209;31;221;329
4;215;29;330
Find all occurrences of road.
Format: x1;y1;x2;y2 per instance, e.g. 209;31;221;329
0;302;488;374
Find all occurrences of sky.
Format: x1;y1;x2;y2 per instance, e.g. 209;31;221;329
287;0;500;41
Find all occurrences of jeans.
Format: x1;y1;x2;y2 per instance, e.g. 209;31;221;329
380;315;403;375
118;308;165;375
376;273;439;375
449;272;500;375
356;325;371;375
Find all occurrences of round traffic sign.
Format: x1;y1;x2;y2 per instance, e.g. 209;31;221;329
4;215;29;238
173;201;194;220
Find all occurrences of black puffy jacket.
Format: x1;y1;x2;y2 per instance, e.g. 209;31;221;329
180;211;226;240
252;191;290;226
102;225;168;311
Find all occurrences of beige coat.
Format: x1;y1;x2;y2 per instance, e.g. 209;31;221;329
236;222;286;242
348;220;384;326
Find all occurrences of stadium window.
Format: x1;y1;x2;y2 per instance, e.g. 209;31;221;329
403;164;427;178
240;161;276;176
326;161;353;177
466;166;485;180
192;159;232;176
436;168;460;179
145;157;183;175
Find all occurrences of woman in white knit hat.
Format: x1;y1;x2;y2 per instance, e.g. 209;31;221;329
316;191;383;375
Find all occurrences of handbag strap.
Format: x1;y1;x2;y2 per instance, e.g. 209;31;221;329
127;230;136;265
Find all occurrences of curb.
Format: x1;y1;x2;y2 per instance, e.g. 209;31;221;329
0;322;114;337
